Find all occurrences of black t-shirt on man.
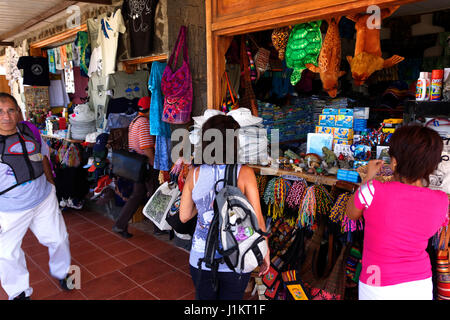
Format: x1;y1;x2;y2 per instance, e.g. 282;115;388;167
17;56;50;86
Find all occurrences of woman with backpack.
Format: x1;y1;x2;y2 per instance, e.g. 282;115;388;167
180;114;270;300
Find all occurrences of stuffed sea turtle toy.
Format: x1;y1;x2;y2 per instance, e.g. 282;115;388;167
285;21;323;86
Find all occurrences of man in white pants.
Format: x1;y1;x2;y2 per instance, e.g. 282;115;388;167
0;93;73;300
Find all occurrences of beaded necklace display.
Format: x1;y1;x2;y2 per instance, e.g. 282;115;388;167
256;175;268;198
298;184;333;230
272;178;291;219
329;192;364;233
285;179;308;226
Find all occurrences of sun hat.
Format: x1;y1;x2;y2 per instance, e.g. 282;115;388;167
192;109;225;127
69;104;95;122
227;108;263;127
85;131;101;144
138;96;151;112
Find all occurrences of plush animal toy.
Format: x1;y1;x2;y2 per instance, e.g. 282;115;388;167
306;17;345;97
346;6;404;86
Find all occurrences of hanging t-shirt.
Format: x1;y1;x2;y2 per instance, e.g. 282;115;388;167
54;47;63;70
75;31;91;77
87;14;106;49
60;45;68;69
64;61;75;94
108;70;149;100
72;66;89;105
88;46;102;77
49;72;70;107
149;61;170;137
72;41;81;67
97;9;126;76
66;43;73;62
17;56;50;86
122;0;159;57
106;97;139;119
47;49;56;74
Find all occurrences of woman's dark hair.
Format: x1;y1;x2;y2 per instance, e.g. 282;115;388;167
199;114;240;165
388;125;443;186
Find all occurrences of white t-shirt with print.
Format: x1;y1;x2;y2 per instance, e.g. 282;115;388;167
97;9;126;77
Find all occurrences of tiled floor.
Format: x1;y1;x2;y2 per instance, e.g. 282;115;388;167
0;208;196;300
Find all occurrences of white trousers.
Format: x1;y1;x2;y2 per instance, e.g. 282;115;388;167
359;277;433;300
0;186;71;300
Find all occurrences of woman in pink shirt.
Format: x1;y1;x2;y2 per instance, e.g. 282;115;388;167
346;125;449;300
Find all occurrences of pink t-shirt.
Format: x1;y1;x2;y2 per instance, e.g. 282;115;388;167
355;180;449;287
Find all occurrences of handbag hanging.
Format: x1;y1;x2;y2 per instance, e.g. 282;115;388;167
221;71;239;113
239;36;258;116
111;149;148;183
161;26;193;124
436;223;450;300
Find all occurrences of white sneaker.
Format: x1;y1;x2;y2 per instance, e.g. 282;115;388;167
60;198;67;208
66;198;74;208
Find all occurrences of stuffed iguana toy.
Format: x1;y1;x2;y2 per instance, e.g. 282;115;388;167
346;6;404;86
306;17;345;98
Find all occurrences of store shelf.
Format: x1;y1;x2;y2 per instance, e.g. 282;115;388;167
120;53;168;66
250;165;343;186
404;100;450;123
42;134;85;144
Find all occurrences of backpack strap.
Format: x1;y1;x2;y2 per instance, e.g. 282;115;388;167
225;164;238;187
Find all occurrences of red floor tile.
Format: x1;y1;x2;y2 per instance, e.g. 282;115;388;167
109;286;157;300
142;270;194;300
30;278;61;300
102;241;137;256
127;234;159;247
115;248;151;266
119;257;175;284
70;240;98;256
155;248;189;269
71;248;111;266
87;232;123;246
84;257;126;278
80;271;137;300
78;227;112;240
140;239;175;256
68;220;100;233
24;243;49;257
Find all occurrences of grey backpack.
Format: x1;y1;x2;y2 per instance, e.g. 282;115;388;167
198;165;268;290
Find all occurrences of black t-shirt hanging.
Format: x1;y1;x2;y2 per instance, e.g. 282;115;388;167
17;56;50;86
122;0;159;57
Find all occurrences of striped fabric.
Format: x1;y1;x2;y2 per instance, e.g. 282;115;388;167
128;116;155;155
357;180;375;209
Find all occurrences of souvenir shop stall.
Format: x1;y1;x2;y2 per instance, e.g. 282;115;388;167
6;2;189;223
200;0;450;300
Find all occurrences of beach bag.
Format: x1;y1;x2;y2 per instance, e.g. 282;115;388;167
198;164;269;291
143;182;180;231
161;26;192;124
437;223;450;300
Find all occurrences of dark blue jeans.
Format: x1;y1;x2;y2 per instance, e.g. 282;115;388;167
190;266;251;300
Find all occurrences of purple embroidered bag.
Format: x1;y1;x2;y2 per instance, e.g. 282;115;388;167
161;26;192;124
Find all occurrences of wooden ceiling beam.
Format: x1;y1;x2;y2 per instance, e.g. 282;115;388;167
0;1;78;41
75;0;113;4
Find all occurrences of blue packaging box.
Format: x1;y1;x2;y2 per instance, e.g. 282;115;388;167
337;169;361;183
338;108;354;116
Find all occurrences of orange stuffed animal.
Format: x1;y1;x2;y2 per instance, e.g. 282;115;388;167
306;17;345;98
346;6;404;86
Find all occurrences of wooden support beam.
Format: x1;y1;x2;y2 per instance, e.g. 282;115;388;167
0;42;14;46
29;24;87;49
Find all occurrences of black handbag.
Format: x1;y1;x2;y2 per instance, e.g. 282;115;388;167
111;150;148;182
165;193;197;236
